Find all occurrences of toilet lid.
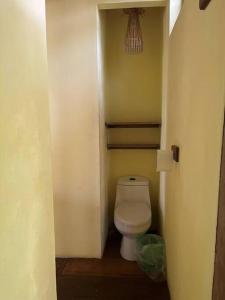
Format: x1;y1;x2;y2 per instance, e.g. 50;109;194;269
115;202;151;226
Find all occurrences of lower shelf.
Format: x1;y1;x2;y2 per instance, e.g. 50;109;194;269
107;143;160;150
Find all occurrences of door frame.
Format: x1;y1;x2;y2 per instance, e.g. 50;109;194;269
212;111;225;299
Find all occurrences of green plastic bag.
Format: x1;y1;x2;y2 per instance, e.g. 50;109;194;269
136;234;166;282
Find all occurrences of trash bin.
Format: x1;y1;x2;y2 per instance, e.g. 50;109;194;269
136;234;166;282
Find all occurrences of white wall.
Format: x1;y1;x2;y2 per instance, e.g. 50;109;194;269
169;0;182;34
97;10;109;253
0;1;56;299
46;0;102;257
159;3;169;234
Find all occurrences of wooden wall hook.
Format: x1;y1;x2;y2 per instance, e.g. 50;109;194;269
199;0;212;10
171;145;180;162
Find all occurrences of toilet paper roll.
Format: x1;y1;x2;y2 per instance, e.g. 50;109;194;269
157;150;173;172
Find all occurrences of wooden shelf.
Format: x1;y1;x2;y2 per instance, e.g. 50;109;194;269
105;122;161;128
107;143;160;150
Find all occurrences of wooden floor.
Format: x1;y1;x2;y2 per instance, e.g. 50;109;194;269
56;233;170;300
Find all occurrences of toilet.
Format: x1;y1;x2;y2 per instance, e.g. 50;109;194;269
114;176;152;261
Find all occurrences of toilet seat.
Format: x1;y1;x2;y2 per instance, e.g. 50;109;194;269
114;201;151;235
115;201;151;226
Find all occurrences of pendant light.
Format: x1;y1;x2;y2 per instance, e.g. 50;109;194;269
124;8;144;54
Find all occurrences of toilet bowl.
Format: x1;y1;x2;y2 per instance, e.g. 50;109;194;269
114;176;152;261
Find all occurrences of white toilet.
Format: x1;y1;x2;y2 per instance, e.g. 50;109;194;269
114;176;152;261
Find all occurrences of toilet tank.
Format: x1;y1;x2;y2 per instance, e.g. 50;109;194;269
115;176;150;207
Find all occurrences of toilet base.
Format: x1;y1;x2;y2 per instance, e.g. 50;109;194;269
120;236;137;261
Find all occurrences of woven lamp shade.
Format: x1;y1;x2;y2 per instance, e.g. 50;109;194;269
124;8;144;54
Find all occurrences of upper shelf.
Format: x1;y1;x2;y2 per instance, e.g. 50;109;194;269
107;143;160;150
98;1;167;10
105;122;161;128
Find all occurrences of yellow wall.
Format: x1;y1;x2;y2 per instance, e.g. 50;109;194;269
104;9;163;228
0;1;56;299
165;0;225;299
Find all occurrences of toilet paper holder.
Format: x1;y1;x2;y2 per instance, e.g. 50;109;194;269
171;145;180;162
157;146;180;172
